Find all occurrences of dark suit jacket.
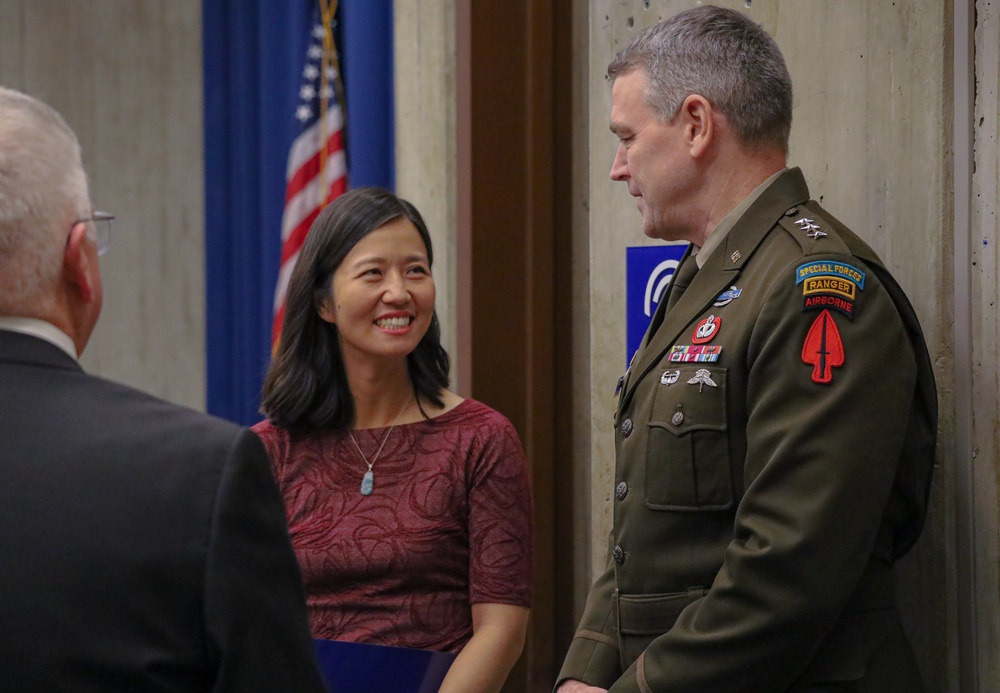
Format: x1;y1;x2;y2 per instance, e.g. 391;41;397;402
558;168;936;693
0;329;328;693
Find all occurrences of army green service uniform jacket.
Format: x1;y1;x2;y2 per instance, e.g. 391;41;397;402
557;168;937;693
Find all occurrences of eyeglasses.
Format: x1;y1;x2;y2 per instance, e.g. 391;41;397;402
73;211;115;256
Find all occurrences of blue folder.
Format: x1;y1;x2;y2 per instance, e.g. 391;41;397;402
313;638;457;693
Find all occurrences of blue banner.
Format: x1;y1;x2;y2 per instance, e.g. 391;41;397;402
202;0;395;425
625;244;688;365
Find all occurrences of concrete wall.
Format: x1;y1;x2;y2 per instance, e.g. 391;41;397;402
393;0;463;390
970;0;1000;686
583;1;957;689
0;0;205;410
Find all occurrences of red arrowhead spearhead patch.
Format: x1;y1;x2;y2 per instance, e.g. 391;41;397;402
802;309;844;384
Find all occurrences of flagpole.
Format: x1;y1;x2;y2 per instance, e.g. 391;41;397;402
319;0;345;204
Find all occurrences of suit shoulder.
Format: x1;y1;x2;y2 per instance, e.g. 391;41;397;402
85;372;246;446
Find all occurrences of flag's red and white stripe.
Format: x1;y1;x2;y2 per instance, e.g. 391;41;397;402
272;15;347;348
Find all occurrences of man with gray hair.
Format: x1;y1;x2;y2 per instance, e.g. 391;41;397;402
0;87;327;692
557;6;935;693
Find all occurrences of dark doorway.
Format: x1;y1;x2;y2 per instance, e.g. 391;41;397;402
459;0;577;690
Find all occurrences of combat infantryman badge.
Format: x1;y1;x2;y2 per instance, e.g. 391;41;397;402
713;286;743;307
802;309;844;384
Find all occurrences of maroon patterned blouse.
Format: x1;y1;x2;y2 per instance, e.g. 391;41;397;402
251;399;533;653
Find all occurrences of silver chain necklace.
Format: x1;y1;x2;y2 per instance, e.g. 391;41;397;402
348;395;412;496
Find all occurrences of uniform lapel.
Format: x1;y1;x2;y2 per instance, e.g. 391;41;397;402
623;245;737;405
620;168;811;409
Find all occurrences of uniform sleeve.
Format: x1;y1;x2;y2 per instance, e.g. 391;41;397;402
467;414;534;608
555;533;622;690
611;255;919;693
203;428;328;693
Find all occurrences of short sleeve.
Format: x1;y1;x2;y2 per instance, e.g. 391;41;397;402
466;412;534;607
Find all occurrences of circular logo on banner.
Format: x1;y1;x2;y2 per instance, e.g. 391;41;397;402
692;315;721;344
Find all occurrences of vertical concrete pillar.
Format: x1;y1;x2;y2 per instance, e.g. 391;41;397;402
393;0;461;385
0;0;205;410
969;1;1000;687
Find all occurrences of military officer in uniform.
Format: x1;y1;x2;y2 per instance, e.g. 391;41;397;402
556;6;937;693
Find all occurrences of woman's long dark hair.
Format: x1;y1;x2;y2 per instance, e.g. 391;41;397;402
261;187;450;431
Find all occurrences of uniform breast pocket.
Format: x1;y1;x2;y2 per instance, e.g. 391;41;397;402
645;365;732;511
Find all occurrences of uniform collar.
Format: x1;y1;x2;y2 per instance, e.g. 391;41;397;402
621;168;811;408
696;168;786;269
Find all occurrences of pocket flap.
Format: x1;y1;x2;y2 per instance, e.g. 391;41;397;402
616;589;707;636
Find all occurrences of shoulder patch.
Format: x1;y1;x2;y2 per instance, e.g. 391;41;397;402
795;261;865;320
795;261;866;290
802;309;845;384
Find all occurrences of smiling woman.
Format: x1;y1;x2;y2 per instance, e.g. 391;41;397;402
252;187;534;693
318;216;436;367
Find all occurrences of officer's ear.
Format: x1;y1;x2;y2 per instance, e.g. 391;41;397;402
64;221;97;303
678;94;714;159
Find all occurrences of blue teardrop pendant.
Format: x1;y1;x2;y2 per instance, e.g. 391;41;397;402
360;469;374;496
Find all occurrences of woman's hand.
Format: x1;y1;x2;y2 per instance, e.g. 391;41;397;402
437;603;530;693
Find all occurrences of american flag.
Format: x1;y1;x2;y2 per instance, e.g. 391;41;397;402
272;4;347;347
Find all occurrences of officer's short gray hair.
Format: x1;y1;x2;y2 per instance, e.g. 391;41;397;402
0;86;90;314
608;5;793;154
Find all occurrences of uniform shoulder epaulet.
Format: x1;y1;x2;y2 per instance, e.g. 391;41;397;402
777;201;851;257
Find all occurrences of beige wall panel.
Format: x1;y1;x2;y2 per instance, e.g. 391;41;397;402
972;1;1000;688
0;0;205;409
0;4;24;78
571;0;596;623
393;0;459;383
777;4;953;689
587;1;631;581
585;1;952;688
